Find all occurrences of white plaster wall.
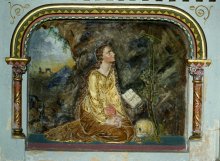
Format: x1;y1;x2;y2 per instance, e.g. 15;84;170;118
0;1;219;161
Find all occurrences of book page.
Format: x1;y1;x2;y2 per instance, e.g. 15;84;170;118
122;89;142;108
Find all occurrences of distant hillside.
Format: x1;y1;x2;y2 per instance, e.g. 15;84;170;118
47;66;72;89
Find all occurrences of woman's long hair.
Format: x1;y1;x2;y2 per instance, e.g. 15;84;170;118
75;42;116;119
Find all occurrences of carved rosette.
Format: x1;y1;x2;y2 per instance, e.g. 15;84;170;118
6;57;30;139
188;60;211;140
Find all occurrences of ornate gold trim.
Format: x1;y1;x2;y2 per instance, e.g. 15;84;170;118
187;59;211;66
5;57;31;64
10;4;207;59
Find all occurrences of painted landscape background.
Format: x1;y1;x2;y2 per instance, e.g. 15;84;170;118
27;20;188;139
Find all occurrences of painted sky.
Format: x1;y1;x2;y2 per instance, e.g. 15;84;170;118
27;27;75;73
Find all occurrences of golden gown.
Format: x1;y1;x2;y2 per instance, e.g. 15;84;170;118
45;68;134;143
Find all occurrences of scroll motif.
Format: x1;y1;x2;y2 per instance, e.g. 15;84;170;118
8;1;30;24
190;5;213;23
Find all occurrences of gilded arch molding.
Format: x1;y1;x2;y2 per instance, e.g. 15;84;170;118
5;4;211;140
8;4;208;59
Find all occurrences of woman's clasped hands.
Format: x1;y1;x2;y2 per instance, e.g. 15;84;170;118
104;104;122;128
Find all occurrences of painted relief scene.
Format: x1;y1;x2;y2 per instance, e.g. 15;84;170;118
27;19;188;150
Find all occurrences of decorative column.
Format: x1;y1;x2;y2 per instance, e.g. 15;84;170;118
5;57;30;139
188;59;211;140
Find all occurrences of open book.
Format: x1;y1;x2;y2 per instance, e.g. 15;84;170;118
122;89;143;108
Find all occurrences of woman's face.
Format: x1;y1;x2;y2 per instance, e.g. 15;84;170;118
102;46;115;63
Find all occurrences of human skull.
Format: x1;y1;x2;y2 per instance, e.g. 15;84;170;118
135;119;155;137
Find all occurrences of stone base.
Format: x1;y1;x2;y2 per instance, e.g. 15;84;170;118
12;129;25;139
189;132;201;140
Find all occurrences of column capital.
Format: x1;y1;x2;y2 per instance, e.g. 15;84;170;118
187;59;211;81
5;57;31;79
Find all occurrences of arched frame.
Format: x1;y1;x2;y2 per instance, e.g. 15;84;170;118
5;4;211;143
